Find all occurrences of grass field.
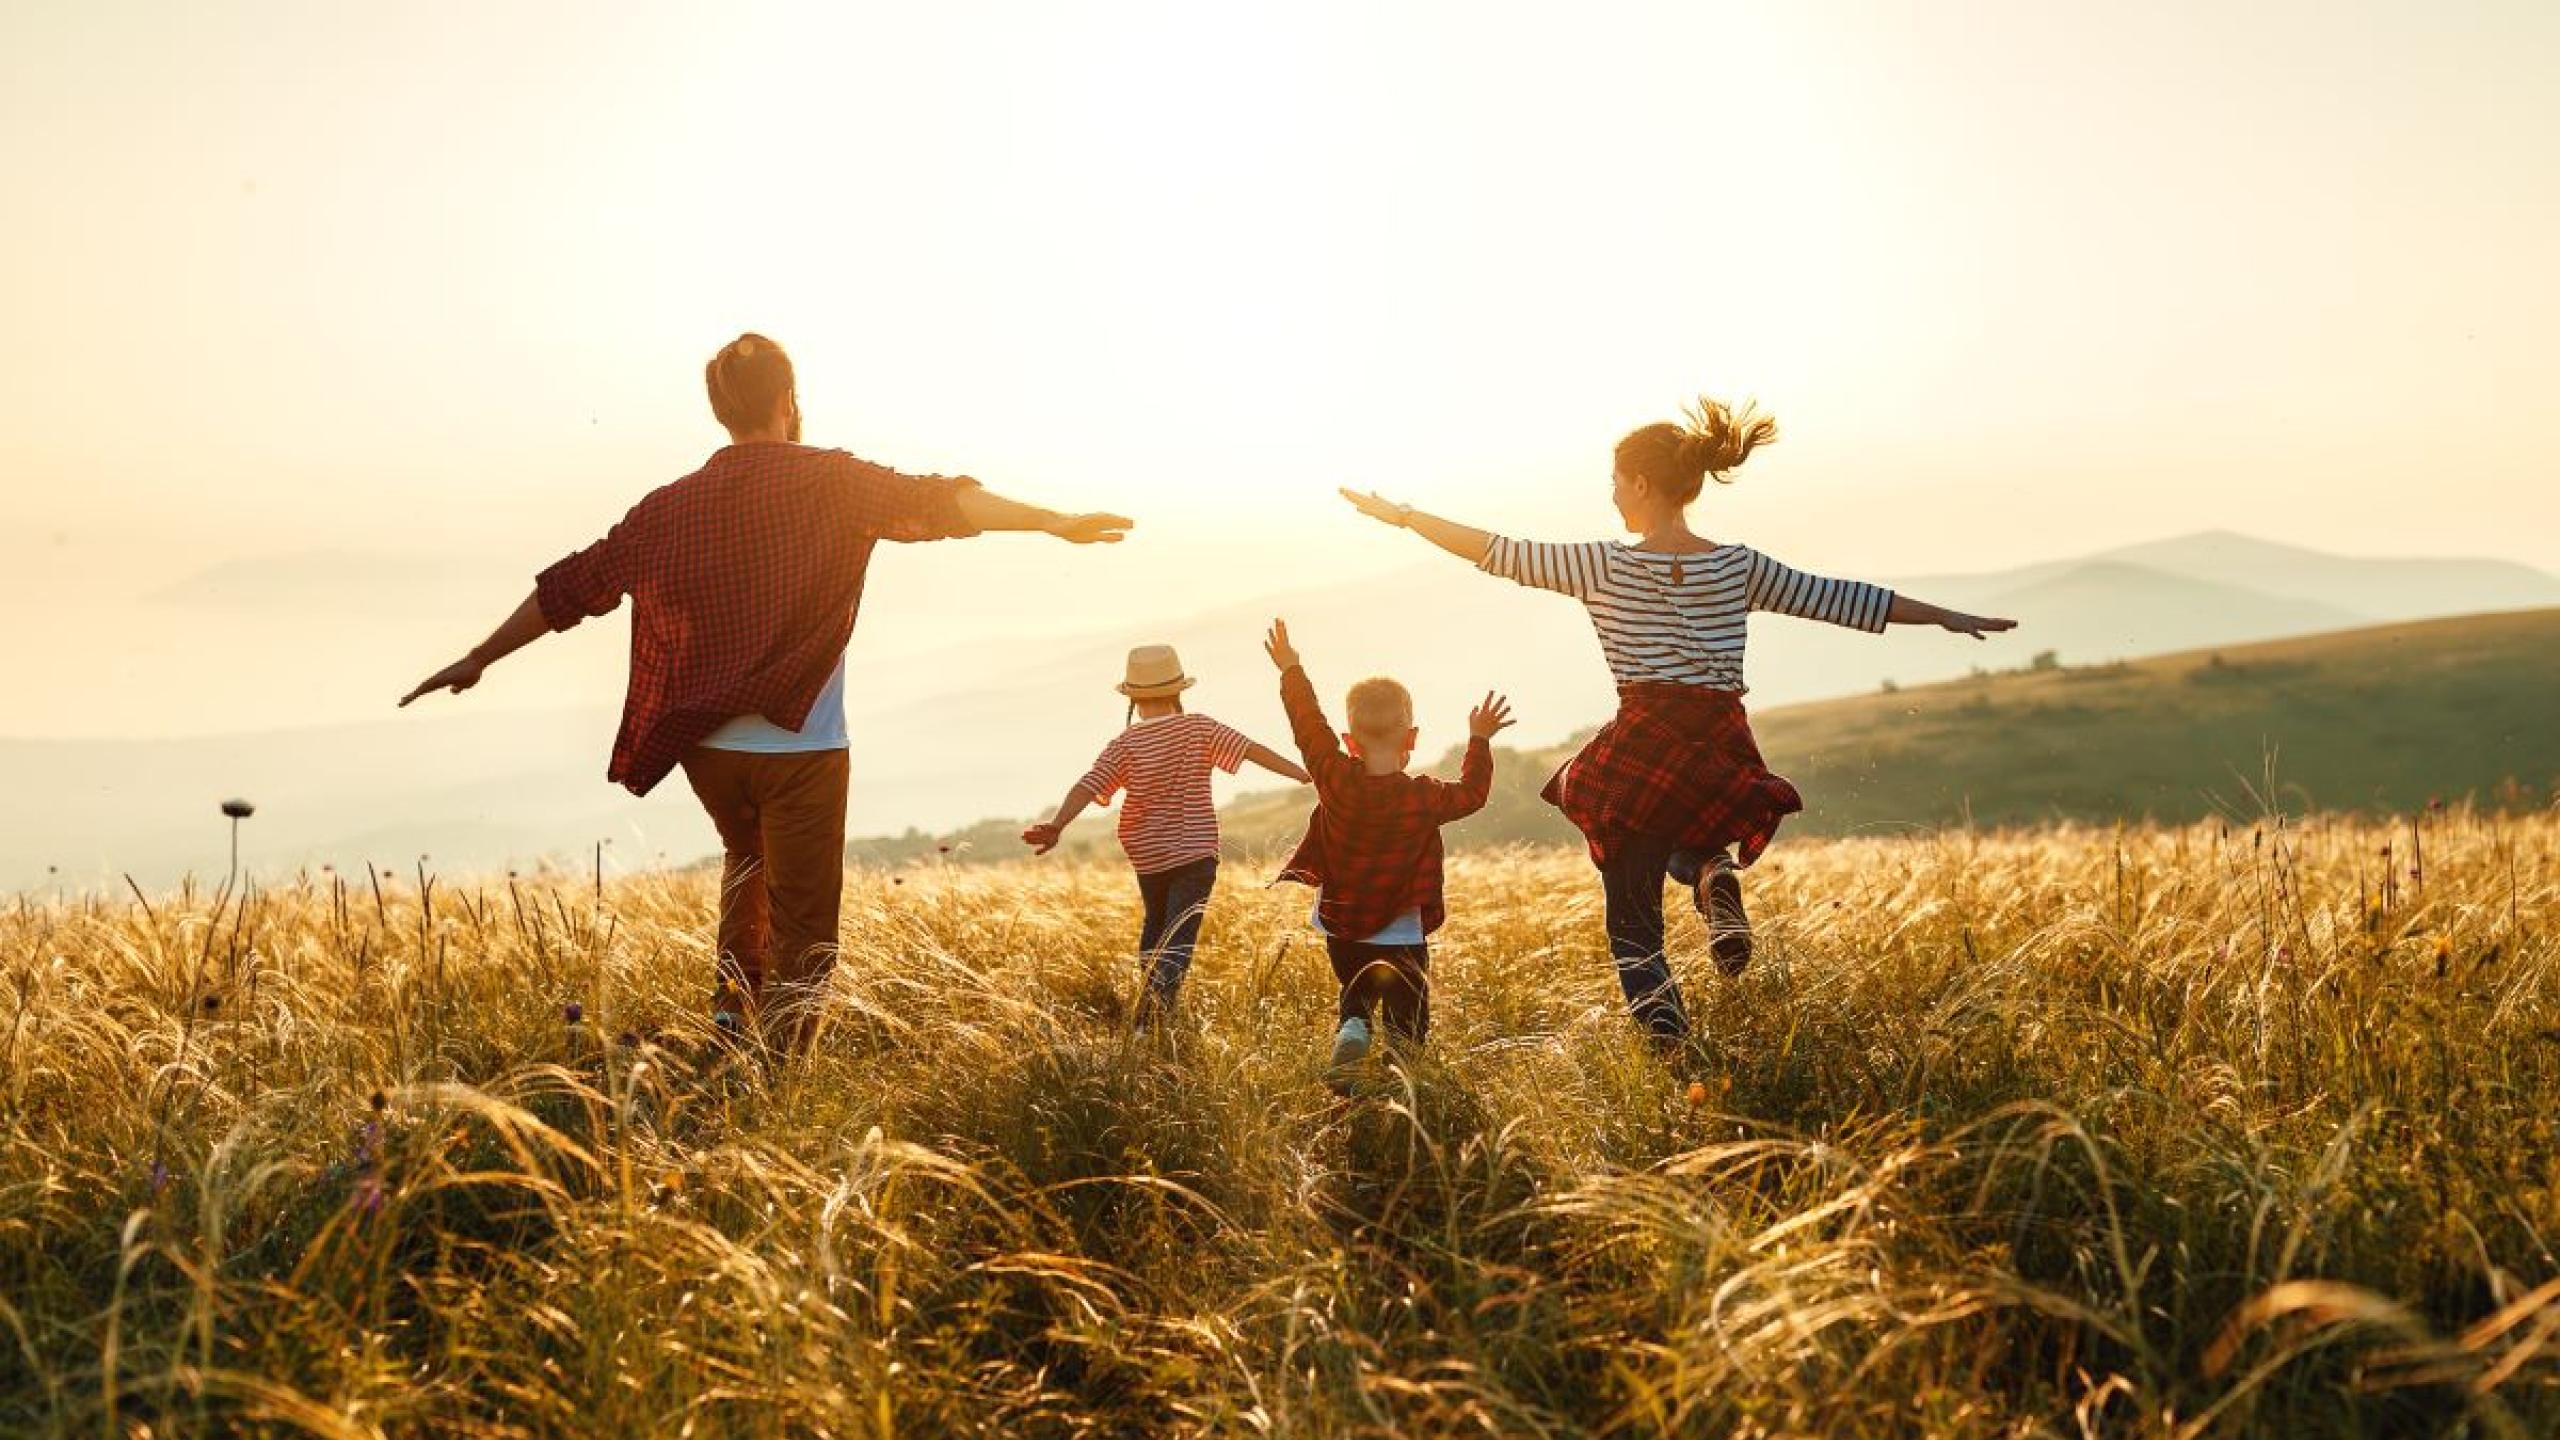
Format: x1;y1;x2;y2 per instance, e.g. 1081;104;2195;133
5;811;2558;1436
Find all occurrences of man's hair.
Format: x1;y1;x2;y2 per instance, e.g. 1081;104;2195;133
706;333;796;433
1345;677;1414;741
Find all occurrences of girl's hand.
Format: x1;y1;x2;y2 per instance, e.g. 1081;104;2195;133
1263;619;1302;672
1338;488;1411;528
1946;612;2018;640
1467;691;1516;740
1021;821;1063;855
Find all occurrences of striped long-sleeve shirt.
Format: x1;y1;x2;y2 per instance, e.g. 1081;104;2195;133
1479;537;1894;693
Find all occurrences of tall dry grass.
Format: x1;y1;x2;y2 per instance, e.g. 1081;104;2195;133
3;811;2556;1437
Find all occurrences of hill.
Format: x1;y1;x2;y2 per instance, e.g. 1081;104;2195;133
893;608;2560;865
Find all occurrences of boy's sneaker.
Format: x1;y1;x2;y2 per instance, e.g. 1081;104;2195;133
1695;861;1752;976
1329;1016;1372;1070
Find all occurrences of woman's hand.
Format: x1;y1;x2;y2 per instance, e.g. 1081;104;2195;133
1467;692;1516;740
1338;488;1411;528
1944;612;2018;640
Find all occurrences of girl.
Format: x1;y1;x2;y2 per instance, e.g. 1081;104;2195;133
1340;399;2015;1049
1023;644;1310;1023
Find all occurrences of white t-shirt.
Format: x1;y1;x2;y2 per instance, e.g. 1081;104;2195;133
700;652;850;753
1311;903;1427;947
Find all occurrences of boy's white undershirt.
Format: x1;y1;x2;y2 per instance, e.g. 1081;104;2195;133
1311;903;1427;947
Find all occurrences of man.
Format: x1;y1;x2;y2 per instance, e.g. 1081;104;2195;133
401;333;1131;1053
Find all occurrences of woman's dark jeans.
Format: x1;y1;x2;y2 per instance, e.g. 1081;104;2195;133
1134;856;1219;1019
1597;835;1715;1045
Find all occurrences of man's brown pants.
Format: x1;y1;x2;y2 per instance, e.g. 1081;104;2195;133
681;747;849;1053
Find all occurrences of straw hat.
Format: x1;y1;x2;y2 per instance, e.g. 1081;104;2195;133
1116;644;1197;699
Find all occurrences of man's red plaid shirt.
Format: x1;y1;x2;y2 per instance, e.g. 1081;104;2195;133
1274;664;1492;940
535;441;979;795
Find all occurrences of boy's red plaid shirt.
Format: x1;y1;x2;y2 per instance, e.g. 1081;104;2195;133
1274;665;1492;940
534;441;980;794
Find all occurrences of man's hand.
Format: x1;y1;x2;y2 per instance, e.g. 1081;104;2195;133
1263;619;1301;672
1338;488;1410;528
1945;612;2018;640
1046;513;1134;545
1021;821;1064;855
1468;691;1515;741
401;655;487;707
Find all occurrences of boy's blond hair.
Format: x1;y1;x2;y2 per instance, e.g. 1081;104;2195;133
1344;677;1414;742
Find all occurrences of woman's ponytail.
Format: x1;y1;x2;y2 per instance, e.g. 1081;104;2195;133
1614;395;1778;505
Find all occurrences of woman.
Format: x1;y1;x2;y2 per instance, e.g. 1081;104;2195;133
1341;398;2014;1048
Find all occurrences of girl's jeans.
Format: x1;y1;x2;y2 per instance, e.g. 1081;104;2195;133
1135;856;1219;1018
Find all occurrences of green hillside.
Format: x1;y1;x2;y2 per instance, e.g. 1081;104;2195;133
852;609;2560;865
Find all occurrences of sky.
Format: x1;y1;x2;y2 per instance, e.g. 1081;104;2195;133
1;0;2555;744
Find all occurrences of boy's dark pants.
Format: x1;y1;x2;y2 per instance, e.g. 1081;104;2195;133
1597;833;1713;1045
1135;856;1219;1017
1328;938;1431;1044
681;746;850;1054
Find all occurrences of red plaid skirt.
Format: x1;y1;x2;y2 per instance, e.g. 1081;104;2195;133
1542;682;1802;868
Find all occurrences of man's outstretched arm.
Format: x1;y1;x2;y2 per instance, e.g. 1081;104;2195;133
400;590;547;706
954;485;1132;544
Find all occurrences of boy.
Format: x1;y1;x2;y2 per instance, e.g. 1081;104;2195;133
1262;619;1513;1074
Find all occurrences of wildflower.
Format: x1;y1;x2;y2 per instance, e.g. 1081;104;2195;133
149;1158;170;1193
220;798;256;819
368;1089;387;1113
201;992;221;1012
1685;1081;1709;1107
564;1002;584;1025
617;1029;640;1049
355;1175;385;1216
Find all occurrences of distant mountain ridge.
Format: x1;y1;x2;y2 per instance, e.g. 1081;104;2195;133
9;531;2556;889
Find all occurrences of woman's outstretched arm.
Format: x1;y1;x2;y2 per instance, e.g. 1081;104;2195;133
1886;593;2017;639
1339;488;1492;565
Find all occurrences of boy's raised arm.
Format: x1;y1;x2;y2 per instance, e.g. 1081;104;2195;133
1265;619;1352;785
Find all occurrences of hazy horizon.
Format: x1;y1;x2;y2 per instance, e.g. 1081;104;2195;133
4;3;2554;756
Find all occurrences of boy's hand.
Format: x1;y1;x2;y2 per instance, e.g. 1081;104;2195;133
1263;619;1301;672
1468;691;1515;740
1021;821;1063;855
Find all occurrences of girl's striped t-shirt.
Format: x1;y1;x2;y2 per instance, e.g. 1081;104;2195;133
1480;537;1893;692
1075;712;1254;874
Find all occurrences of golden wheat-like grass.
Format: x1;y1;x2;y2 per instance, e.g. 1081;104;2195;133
3;812;2556;1437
